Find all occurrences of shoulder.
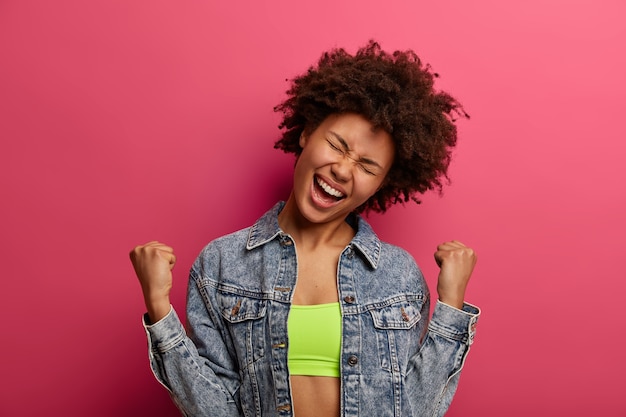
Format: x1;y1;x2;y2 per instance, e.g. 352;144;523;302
190;227;259;287
380;241;414;261
378;241;422;273
198;202;283;257
354;240;429;301
198;226;252;259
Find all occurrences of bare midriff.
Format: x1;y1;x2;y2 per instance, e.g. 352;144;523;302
291;375;340;417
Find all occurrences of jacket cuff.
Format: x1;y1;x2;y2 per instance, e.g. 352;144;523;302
428;300;480;345
142;306;186;353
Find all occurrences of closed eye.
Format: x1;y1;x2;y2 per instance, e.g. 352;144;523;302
327;138;380;175
326;139;344;153
358;163;376;176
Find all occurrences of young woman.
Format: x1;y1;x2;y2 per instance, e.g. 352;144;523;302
130;41;480;417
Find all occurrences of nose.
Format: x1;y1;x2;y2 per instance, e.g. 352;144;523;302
331;154;352;183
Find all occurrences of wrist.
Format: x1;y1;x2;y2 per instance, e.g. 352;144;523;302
437;286;465;310
437;296;464;310
144;296;171;324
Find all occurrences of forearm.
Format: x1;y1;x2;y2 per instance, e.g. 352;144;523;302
144;308;242;417
406;301;480;417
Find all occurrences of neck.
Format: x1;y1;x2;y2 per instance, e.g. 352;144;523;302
278;195;355;250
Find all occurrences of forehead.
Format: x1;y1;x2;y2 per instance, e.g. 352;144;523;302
319;113;391;144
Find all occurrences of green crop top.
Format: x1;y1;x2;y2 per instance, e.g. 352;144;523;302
287;302;342;378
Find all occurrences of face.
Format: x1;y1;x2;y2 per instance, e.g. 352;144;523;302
290;113;395;225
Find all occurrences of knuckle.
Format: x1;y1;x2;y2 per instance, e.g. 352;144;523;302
130;245;142;257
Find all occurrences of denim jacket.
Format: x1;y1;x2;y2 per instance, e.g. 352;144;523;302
143;202;480;417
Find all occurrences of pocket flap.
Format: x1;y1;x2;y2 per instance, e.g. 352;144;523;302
217;292;267;323
370;301;421;329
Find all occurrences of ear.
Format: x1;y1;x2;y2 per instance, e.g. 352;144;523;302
299;132;307;148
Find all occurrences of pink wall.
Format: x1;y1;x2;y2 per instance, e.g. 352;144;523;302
1;1;625;416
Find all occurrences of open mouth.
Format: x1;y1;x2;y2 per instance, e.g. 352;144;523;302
314;175;345;202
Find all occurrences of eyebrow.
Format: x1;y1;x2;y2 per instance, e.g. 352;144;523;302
328;131;383;169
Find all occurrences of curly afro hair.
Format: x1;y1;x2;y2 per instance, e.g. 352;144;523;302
274;40;469;213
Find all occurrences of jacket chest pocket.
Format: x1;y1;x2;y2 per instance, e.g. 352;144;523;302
369;298;424;373
217;292;268;366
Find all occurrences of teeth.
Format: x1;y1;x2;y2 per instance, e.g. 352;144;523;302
316;177;344;198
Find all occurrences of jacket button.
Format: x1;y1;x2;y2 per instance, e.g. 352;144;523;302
347;355;358;366
343;296;355;304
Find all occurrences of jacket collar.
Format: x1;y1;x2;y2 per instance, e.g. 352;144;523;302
246;201;382;269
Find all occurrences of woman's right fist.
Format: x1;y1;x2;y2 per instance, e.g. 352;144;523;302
129;241;176;323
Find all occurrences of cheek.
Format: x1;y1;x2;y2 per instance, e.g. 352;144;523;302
293;159;308;187
356;176;386;199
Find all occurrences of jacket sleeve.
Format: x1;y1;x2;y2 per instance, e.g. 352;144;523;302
143;264;242;417
405;298;480;417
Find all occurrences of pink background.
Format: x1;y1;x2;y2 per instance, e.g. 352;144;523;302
1;1;625;416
